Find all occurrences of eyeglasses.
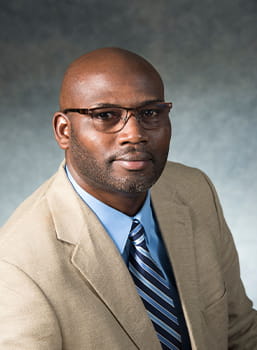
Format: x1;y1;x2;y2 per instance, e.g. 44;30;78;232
62;102;172;134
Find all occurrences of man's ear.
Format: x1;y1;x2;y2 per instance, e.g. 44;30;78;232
52;112;71;150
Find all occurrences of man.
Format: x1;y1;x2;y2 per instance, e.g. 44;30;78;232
0;48;256;350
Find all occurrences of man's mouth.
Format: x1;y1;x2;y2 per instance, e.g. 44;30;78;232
113;152;153;171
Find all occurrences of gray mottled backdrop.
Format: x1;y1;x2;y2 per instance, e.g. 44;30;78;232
0;0;256;305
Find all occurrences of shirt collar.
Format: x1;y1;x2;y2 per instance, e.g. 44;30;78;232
65;166;153;255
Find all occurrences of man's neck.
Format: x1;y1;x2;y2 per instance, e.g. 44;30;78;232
82;189;147;217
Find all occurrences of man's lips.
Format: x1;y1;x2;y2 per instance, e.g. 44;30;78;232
112;152;153;171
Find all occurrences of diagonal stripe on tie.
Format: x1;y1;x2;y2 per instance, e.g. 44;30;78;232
135;286;179;325
132;245;169;285
129;263;175;307
132;251;169;287
129;250;173;294
128;219;182;350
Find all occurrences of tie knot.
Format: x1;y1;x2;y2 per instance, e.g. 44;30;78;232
129;219;146;247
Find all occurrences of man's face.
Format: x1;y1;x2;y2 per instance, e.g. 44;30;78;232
65;69;171;197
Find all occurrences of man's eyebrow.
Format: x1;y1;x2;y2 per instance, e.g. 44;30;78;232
91;100;164;109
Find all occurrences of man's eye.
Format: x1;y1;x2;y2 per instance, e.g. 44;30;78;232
141;109;159;118
93;111;119;121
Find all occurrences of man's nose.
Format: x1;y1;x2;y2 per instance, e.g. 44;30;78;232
117;112;148;145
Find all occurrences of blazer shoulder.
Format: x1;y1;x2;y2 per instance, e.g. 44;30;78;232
1;174;55;234
0;162;88;268
153;161;222;212
157;161;210;191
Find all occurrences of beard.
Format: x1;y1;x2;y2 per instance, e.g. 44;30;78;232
69;128;169;195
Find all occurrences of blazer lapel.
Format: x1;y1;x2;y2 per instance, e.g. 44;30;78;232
71;216;162;350
151;173;206;349
47;163;161;350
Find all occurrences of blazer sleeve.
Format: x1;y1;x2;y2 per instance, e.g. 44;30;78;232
203;173;257;349
0;260;62;350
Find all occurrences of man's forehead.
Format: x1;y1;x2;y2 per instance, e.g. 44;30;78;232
66;71;164;108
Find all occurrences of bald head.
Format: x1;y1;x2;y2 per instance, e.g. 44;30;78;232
59;47;164;111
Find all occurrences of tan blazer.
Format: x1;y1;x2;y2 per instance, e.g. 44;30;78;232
0;162;257;349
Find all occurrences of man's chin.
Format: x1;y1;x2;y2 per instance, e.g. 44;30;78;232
107;174;157;194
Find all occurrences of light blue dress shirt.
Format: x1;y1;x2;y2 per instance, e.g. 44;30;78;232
65;166;171;283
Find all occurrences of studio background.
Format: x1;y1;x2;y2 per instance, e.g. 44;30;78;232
0;0;256;306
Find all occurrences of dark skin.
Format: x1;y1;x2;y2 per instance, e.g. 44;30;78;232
53;48;171;216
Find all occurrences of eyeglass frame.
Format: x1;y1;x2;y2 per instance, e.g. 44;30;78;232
62;101;172;134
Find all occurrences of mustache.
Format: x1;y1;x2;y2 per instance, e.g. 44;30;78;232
109;147;154;162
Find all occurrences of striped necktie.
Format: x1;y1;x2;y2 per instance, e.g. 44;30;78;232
128;219;182;350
